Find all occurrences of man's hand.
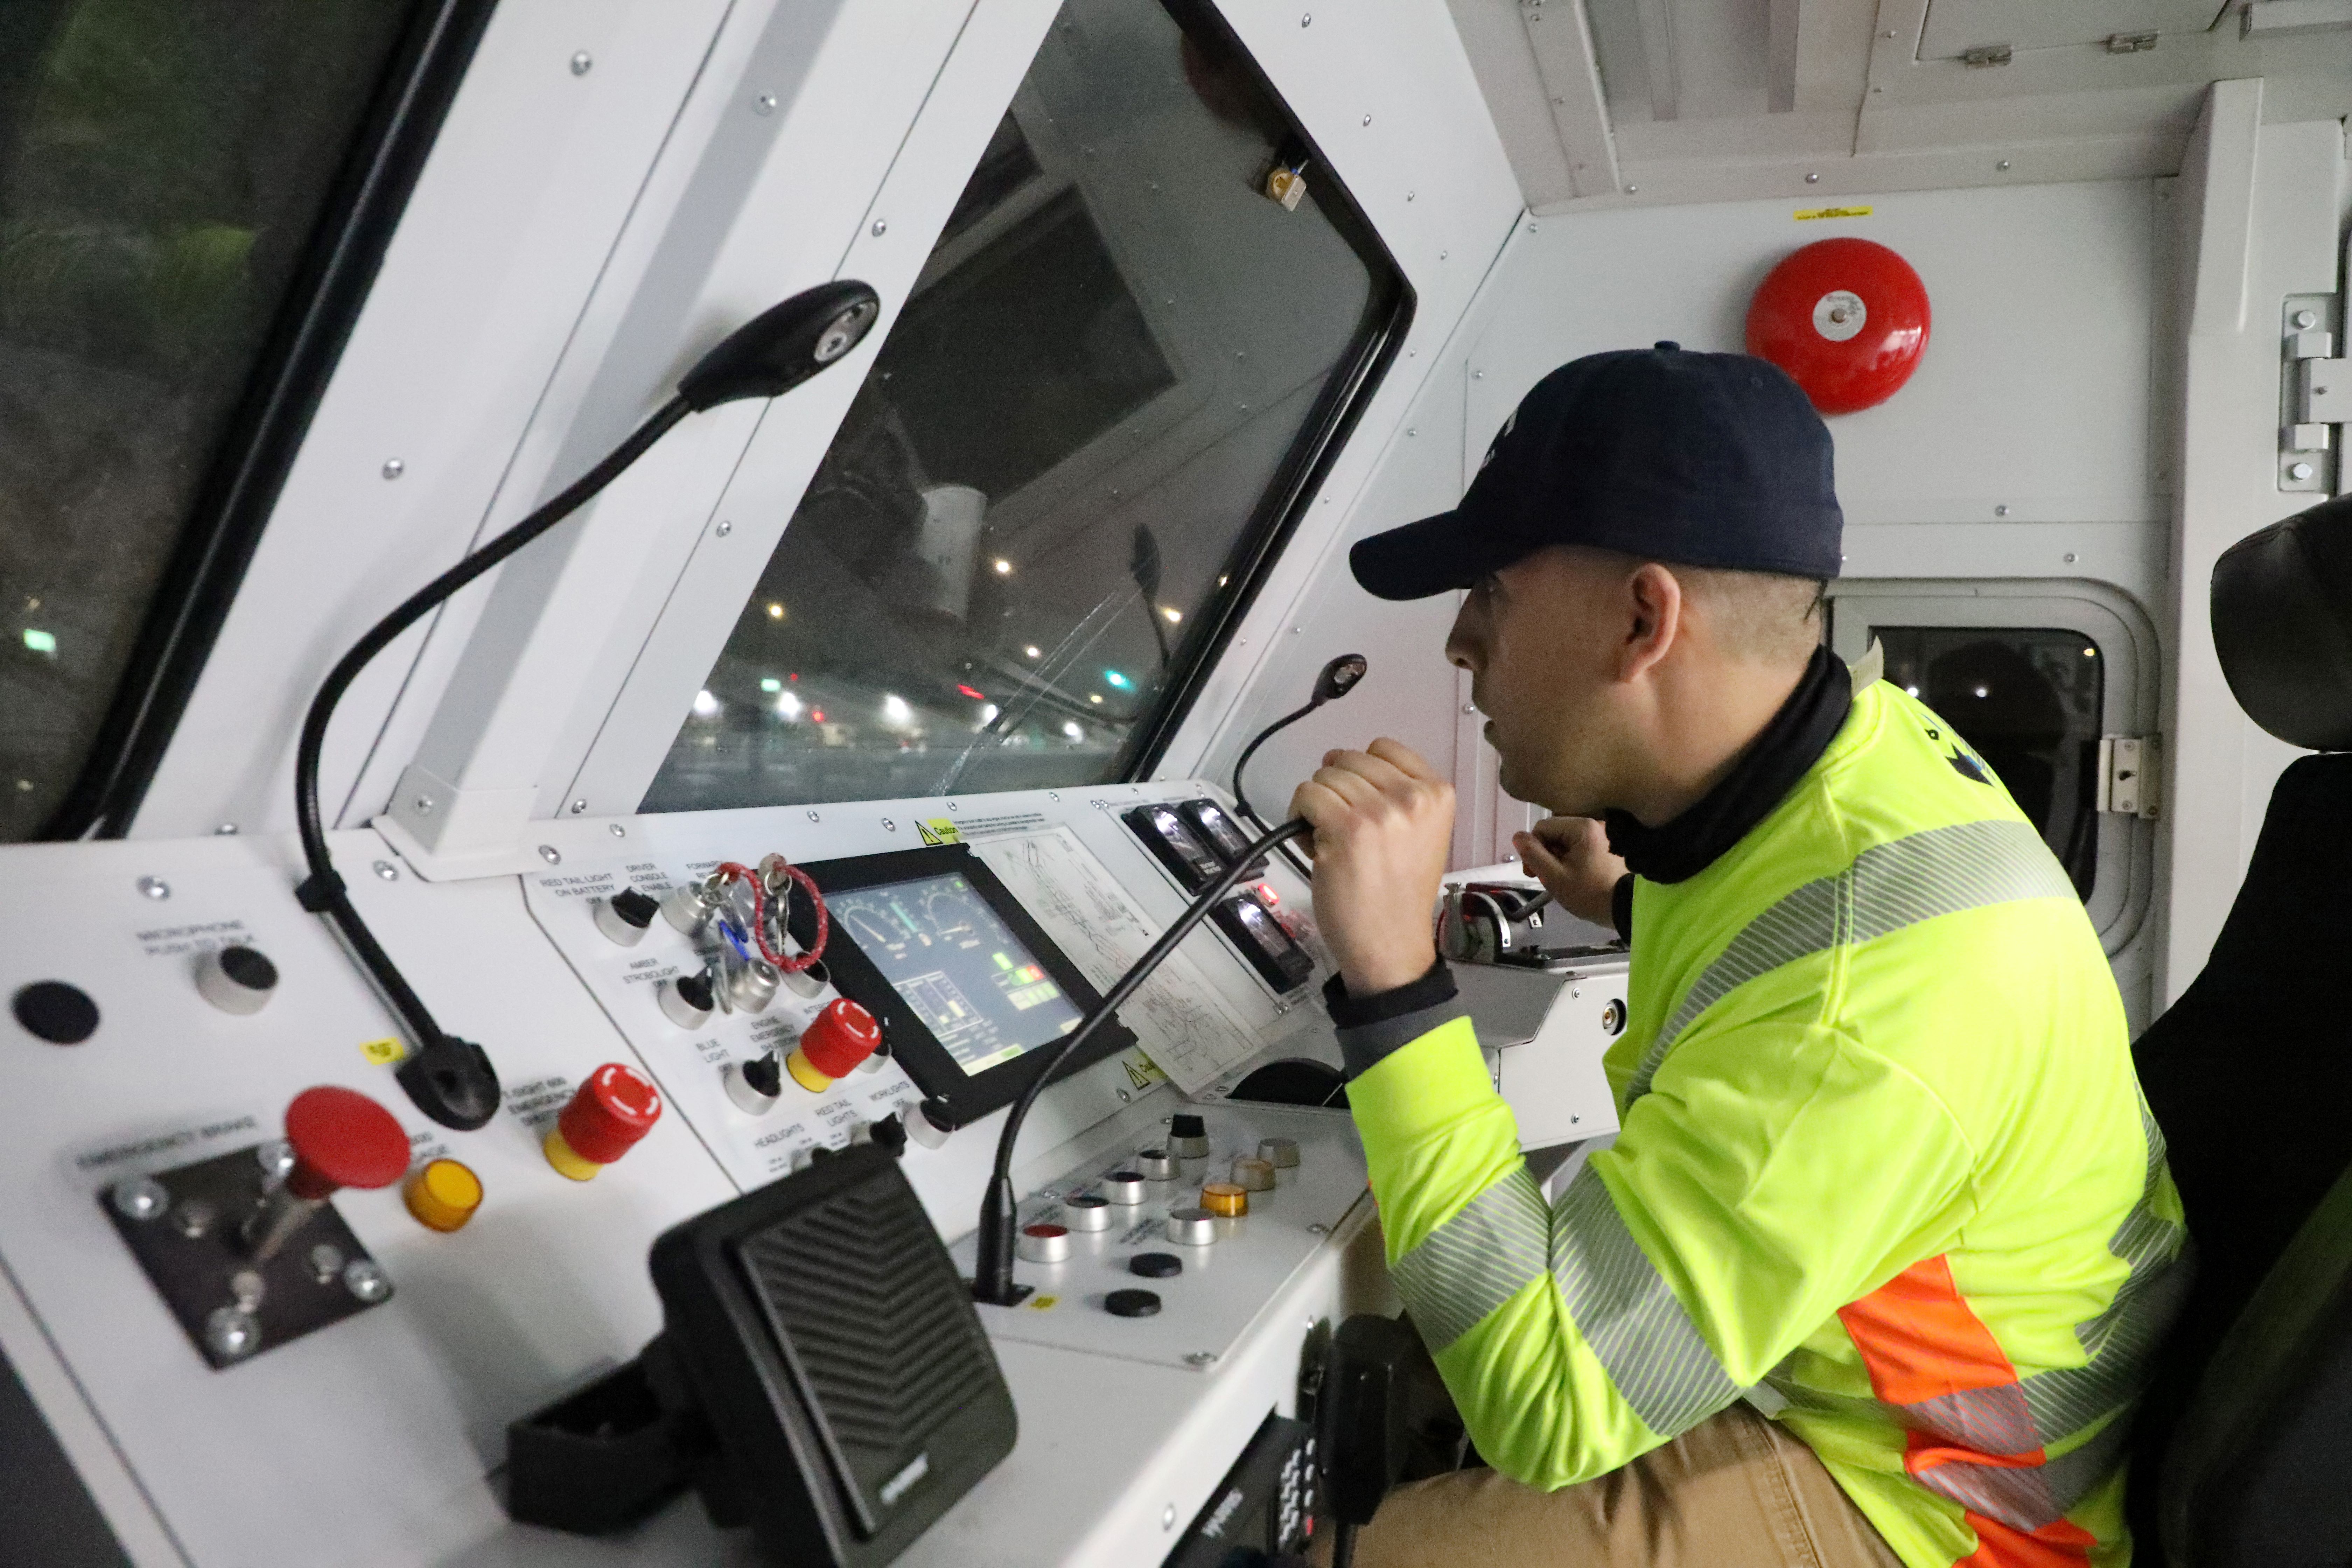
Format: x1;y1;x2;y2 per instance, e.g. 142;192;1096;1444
1511;816;1626;929
1288;738;1454;996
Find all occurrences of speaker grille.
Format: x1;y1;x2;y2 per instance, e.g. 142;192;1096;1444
735;1166;997;1498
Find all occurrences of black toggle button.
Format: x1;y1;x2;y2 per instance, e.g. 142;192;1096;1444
1130;1252;1182;1279
12;981;98;1045
1104;1288;1162;1318
1168;1113;1206;1140
609;888;659;929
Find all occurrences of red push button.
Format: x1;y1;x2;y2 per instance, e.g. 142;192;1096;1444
545;1063;662;1181
785;1000;881;1092
284;1086;411;1200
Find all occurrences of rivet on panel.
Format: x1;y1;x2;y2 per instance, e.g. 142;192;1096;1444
138;876;169;901
715;519;733;537
609;822;626;838
381;458;404;480
373;861;400;881
569;798;587;814
871;217;888;236
570;51;592;76
754;93;776;115
539;845;561;865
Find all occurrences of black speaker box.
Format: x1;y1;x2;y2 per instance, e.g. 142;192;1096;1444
652;1143;1016;1564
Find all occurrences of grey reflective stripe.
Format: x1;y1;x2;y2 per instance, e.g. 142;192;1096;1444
1386;1164;1740;1439
2021;1106;2192;1441
1626;818;2074;1103
1907;1382;2038;1458
1552;1165;1744;1436
1910;1404;2135;1532
1388;1169;1549;1352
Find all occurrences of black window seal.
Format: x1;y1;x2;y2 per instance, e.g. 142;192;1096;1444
1115;0;1416;786
39;0;501;840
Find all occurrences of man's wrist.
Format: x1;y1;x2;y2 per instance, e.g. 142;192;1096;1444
1337;944;1439;997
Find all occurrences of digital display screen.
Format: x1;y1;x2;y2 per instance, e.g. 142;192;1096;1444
824;873;1086;1075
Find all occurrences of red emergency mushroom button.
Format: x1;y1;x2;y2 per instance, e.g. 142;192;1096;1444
785;1000;881;1092
284;1086;412;1200
544;1063;663;1181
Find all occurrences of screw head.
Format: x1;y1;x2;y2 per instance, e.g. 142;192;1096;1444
569;798;587;814
880;818;896;832
111;1177;169;1222
570;50;592;75
372;860;399;881
381;458;404;479
2064;551;2079;564
2291;461;2316;481
229;1269;267;1312
1163;1505;1178;1530
1307;1222;1329;1236
1625;183;1638;193
1997;160;2012;171
343;1258;392;1304
137;876;169;901
413;794;435;816
255;1140;297;1181
1362;113;1372;126
214;822;238;835
171;1199;216;1239
538;845;561;865
807;809;821;822
1995;505;2011;517
1185;1350;1217;1366
754;93;776;114
609;822;626;838
1806;172;1820;183
1301;11;1311;23
2294;309;2318;329
204;1307;260;1362
714;519;733;537
308;1243;346;1284
870;217;888;236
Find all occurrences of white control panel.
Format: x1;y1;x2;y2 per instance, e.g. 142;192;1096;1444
0;780;1628;1567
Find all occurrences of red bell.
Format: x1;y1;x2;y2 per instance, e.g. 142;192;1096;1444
1744;238;1930;415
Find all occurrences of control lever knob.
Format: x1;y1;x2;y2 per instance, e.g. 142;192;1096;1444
1257;1137;1300;1169
195;945;278;1015
1200;1181;1249;1218
900;1100;953;1150
1168;1113;1211;1160
723;1051;783;1114
544;1063;663;1181
658;969;715;1030
785;1000;880;1092
1165;1207;1218;1246
1136;1147;1178;1180
245;1086;410;1260
592;889;659;946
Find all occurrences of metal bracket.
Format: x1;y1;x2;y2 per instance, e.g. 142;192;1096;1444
2282;294;2342;493
2096;736;2160;820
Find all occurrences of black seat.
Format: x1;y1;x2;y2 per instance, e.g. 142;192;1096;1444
2127;493;2352;1566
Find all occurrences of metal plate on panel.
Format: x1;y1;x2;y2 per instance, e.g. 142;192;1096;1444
1918;0;2228;57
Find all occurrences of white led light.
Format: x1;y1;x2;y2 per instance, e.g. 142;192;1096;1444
775;691;802;719
979;703;999;723
882;694;912;723
1024;645;1042;659
1063;721;1083;740
1161;607;1181;624
993;558;1013;575
692;689;721;718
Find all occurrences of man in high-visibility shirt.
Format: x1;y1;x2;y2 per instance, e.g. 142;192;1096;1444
1292;344;2185;1568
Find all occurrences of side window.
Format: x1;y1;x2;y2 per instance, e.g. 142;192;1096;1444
640;0;1407;814
0;0;452;839
1829;581;2158;962
1876;627;2103;896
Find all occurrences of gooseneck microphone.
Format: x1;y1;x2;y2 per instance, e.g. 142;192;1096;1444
971;816;1314;1307
1229;652;1367;880
293;280;881;1130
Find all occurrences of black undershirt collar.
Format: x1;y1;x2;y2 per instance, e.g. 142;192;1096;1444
1603;643;1852;886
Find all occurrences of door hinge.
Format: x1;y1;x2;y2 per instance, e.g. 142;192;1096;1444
2097;735;2160;819
2282;294;2342;493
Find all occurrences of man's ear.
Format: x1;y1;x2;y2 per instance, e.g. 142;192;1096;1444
1617;562;1684;682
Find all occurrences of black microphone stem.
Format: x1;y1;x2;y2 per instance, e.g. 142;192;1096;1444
1231;700;1319;882
973;817;1315;1306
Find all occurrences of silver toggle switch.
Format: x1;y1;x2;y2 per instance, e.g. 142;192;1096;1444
1164;1207;1218;1246
1062;1193;1115;1231
1136;1147;1179;1181
1100;1170;1149;1205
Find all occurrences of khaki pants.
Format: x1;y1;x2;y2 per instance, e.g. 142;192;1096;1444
1314;1404;1906;1568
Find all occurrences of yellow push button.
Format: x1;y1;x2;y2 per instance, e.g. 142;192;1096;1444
404;1158;483;1232
1199;1181;1249;1218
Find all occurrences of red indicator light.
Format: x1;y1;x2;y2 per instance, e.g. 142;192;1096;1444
957;684;985;700
811;708;826;722
1256;886;1279;906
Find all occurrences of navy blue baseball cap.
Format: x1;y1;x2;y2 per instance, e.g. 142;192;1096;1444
1350;343;1842;600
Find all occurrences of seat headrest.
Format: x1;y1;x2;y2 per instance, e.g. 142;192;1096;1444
2212;494;2352;752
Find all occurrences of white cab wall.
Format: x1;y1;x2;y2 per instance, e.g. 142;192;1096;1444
2162;91;2349;1007
1214;178;2168;844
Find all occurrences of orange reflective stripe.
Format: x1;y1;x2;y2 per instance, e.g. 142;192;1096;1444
1955;1514;2096;1568
1842;1255;2102;1566
1839;1254;2016;1404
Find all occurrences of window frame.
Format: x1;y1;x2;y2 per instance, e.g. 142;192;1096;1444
623;0;1414;816
32;0;497;840
1827;577;2160;957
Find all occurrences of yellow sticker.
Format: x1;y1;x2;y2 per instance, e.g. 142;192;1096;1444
1795;205;1873;222
917;818;962;846
1124;1054;1168;1090
360;1037;406;1066
1026;1294;1059;1311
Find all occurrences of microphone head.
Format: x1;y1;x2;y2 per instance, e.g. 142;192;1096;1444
1313;653;1368;705
677;280;880;411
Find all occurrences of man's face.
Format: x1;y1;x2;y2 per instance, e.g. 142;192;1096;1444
1443;547;1624;816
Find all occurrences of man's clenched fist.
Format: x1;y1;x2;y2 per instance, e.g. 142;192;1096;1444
1288;738;1454;996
